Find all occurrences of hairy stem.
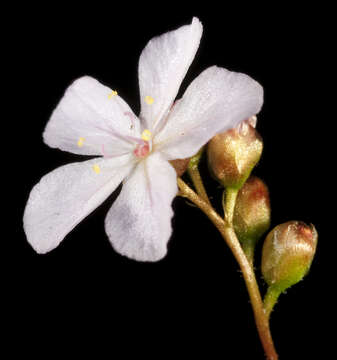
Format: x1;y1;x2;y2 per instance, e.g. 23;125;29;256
177;178;278;360
264;285;282;321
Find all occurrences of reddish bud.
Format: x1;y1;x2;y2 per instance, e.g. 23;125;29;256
262;221;318;292
233;176;271;261
207;119;263;189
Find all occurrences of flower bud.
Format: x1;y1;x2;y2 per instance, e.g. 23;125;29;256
170;158;190;177
261;221;318;292
233;176;271;262
207;118;263;189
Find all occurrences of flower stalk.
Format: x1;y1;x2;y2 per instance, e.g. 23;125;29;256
177;178;278;360
222;187;239;225
263;285;283;320
187;147;211;205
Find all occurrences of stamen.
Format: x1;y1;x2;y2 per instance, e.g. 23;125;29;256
145;95;154;105
77;137;85;147
93;164;101;174
108;90;118;99
141;129;152;141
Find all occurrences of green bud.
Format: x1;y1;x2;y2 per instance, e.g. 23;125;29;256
262;221;318;292
233;176;271;263
207;118;263;189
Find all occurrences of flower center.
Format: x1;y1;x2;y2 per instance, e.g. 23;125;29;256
133;129;153;158
134;141;150;158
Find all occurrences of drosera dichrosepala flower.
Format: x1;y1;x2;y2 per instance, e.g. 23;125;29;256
23;17;263;261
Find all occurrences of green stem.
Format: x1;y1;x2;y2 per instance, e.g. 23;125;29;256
223;187;256;267
177;178;278;360
187;147;211;205
223;187;239;224
264;285;282;320
188;167;211;205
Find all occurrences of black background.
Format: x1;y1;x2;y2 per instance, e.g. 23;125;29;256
8;3;332;359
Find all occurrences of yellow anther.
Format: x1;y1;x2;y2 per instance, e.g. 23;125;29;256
145;95;154;105
93;164;101;174
77;137;85;147
141;129;152;141
108;90;118;99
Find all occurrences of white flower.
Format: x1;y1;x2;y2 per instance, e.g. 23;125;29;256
23;17;263;261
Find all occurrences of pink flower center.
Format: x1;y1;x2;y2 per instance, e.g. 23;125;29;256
133;141;150;158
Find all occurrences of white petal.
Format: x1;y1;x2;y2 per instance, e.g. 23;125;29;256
44;76;141;156
155;66;264;160
138;17;202;132
23;154;135;254
105;152;178;262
